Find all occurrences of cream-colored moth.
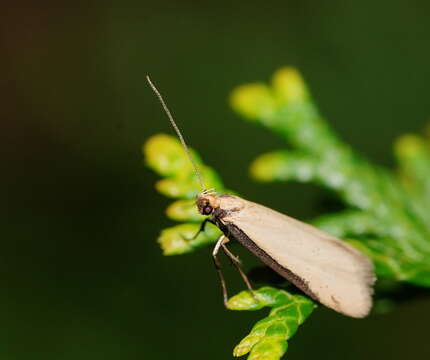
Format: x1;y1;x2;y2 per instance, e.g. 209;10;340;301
147;76;375;318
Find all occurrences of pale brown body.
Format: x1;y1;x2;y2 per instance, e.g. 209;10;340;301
197;192;375;318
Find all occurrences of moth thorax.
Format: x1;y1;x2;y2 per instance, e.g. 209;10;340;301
217;195;245;213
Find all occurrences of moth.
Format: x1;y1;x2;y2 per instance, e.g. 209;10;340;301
147;76;376;318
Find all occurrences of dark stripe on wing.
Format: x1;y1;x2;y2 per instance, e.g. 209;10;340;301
219;220;320;303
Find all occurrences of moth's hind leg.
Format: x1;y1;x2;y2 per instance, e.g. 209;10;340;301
212;235;257;308
212;235;230;306
221;241;255;295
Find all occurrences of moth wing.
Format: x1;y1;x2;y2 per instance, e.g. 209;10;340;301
224;199;375;318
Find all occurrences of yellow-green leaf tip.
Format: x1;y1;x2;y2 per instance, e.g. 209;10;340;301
248;339;288;360
230;83;276;120
233;336;259;357
227;290;263;310
143;133;198;176
227;287;282;310
272;67;309;104
158;223;221;255
250;152;288;182
155;178;199;199
166;200;205;222
395;134;426;158
158;224;198;255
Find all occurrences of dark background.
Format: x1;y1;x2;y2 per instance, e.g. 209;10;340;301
2;1;430;359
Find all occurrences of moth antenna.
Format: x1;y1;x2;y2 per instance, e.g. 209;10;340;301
203;188;217;195
146;75;206;192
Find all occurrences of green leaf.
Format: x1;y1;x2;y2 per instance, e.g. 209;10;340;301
158;223;221;255
143;134;224;199
143;133;201;177
166;200;205;222
155;166;222;199
231;67;430;285
227;287;316;360
230;83;277;121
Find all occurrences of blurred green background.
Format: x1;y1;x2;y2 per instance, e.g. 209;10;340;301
2;1;430;359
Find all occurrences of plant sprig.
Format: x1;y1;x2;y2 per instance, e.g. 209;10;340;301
230;67;430;287
144;67;430;359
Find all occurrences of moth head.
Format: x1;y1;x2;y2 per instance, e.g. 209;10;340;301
196;192;220;216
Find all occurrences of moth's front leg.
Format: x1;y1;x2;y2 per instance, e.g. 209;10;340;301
190;217;214;240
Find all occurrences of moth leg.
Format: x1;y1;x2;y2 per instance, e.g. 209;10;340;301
180;218;212;242
190;218;213;240
221;242;255;296
212;235;230;307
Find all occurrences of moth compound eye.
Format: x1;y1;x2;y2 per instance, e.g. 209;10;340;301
203;205;213;215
